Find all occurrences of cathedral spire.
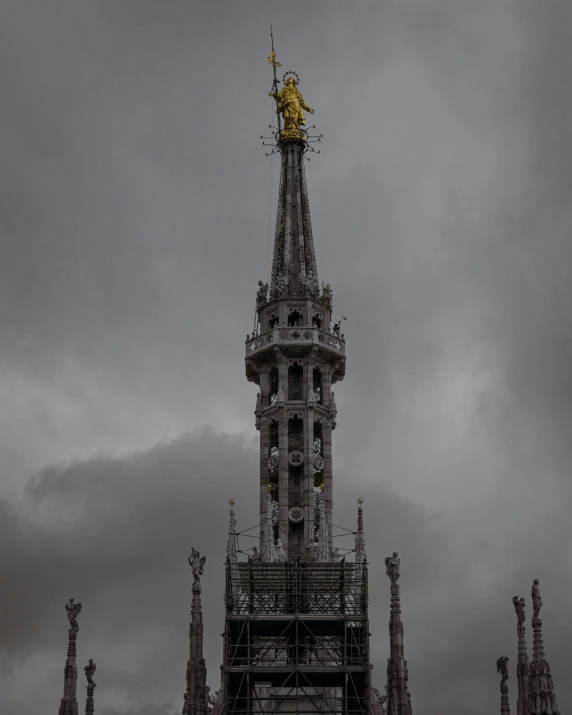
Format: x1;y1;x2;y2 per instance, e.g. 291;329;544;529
512;596;530;715
527;580;559;715
497;657;511;715
58;598;82;715
385;553;412;715
184;549;208;715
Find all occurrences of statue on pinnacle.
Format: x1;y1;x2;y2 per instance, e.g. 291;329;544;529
189;547;206;586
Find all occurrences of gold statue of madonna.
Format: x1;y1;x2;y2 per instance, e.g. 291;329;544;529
269;71;314;140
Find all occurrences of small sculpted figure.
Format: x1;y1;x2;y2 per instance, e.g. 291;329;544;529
188;547;206;586
321;282;332;305
385;552;400;582
496;656;509;684
250;546;260;561
84;659;96;689
332;323;340;337
532;579;542;618
512;596;526;625
275;539;286;562
332;547;341;562
256;280;269;307
66;598;82;631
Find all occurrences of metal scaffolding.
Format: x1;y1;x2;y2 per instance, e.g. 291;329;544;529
223;560;370;715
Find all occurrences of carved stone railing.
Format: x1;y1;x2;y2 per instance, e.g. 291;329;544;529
246;328;345;358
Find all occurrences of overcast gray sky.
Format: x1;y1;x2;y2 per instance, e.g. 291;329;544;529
1;1;571;713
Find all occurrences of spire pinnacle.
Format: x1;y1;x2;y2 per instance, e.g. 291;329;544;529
497;657;511;715
58;598;82;715
184;550;208;715
84;659;96;715
385;553;413;715
527;580;559;715
512;596;529;715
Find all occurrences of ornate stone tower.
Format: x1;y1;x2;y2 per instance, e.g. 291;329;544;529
246;61;345;563
222;41;368;715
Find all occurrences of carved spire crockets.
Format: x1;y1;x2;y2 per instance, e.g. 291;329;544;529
58;598;82;715
269;139;319;300
184;550;208;715
262;488;277;562
84;660;96;715
513;596;529;715
385;553;412;715
497;657;510;715
527;580;559;715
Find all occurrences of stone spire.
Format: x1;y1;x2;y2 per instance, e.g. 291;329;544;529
512;596;529;715
497;656;511;715
527;580;559;715
83;659;96;715
354;499;366;596
316;485;329;562
269;139;319;300
184;549;208;715
262;487;277;562
226;500;241;603
58;598;82;715
385;553;412;715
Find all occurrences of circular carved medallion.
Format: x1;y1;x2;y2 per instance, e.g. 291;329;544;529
289;507;304;523
313;455;324;471
288;450;304;467
267;454;279;472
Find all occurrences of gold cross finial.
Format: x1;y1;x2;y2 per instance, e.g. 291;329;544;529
320;484;325;492
267;48;282;69
229;498;235;506
357;497;363;505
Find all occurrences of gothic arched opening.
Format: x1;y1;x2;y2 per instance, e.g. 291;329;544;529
288;363;304;400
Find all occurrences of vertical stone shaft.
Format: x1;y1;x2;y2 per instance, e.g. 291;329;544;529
500;679;511;715
513;597;529;715
387;578;411;715
85;684;95;715
59;601;81;715
527;580;559;715
185;582;207;715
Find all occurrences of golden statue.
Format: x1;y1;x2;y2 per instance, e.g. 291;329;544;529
269;72;314;140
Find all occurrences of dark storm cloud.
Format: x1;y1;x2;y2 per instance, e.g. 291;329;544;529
0;429;452;714
2;0;572;713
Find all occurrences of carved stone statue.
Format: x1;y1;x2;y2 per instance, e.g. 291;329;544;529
207;686;216;712
84;659;96;689
332;323;340;337
256;280;269;307
274;273;287;298
497;656;509;684
250;546;260;561
532;579;542;619
303;542;317;563
385;552;400;582
275;539;286;562
66;598;82;631
512;596;526;625
321;282;332;305
188;547;206;586
332;547;341;562
269;74;314;140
